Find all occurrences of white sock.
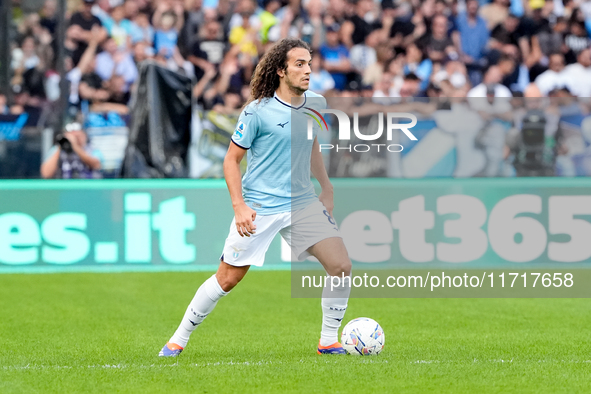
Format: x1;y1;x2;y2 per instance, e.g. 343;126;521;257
320;275;351;346
169;274;228;347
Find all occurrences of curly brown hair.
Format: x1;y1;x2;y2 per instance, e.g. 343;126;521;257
246;38;311;106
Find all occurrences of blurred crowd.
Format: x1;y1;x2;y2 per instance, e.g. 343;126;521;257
4;0;591;116
3;0;591;178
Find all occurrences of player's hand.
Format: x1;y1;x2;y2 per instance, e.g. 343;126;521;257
234;203;257;237
319;188;334;218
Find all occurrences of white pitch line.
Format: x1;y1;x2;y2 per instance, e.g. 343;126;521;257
2;359;589;371
0;359;387;371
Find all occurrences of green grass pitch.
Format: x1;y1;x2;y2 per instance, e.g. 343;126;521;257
1;270;590;393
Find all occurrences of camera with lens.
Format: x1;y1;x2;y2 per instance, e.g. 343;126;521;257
513;109;555;176
55;123;83;154
56;133;74;153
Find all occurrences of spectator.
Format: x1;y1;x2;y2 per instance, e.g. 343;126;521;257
21;65;48;107
362;42;392;86
326;0;347;24
373;72;398;99
403;42;433;93
309;53;336;94
11;35;40;72
304;0;325;49
490;13;521;50
536;17;567;59
373;72;402;101
82;70;131;114
130;12;155;44
92;0;114;25
342;0;375;48
417;13;457;64
155;46;196;77
479;0;510;30
78;50;115;110
468;64;513;97
535;52;569;95
67;29;101;108
16;12;43;41
456;0;490;85
39;0;58;35
95;36;138;91
153;4;184;59
516;2;550;69
260;0;280;45
497;45;529;92
496;53;517;87
229;0;260;32
384;54;406;95
564;20;591;64
102;4;134;50
349;27;380;75
189;20;227;80
124;0;140;21
386;1;422;50
399;72;423;97
564;48;591;97
10;38;48;119
104;75;131;107
211;85;244;116
40;123;103;179
200;59;242;110
179;0;205;55
192;63;218;101
67;0;107;65
432;59;470;91
228;1;261;57
132;41;155;65
523;82;543;98
319;23;351;91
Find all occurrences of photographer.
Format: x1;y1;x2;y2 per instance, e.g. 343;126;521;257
40;123;103;179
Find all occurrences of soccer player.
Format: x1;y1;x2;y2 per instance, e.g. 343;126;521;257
159;38;352;357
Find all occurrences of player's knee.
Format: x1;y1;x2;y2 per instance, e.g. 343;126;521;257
328;261;352;277
216;270;244;292
217;275;240;292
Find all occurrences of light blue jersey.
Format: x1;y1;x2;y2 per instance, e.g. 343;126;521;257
231;91;327;215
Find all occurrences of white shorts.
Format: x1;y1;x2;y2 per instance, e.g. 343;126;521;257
220;200;341;267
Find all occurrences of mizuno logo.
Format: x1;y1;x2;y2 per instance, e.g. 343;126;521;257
333;318;343;322
277;121;289;128
189;319;199;326
244;110;252;116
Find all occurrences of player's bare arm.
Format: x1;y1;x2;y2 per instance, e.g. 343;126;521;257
223;142;257;237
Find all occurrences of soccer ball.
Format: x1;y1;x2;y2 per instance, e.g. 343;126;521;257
341;317;385;356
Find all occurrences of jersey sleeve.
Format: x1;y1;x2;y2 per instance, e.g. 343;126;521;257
231;109;260;149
